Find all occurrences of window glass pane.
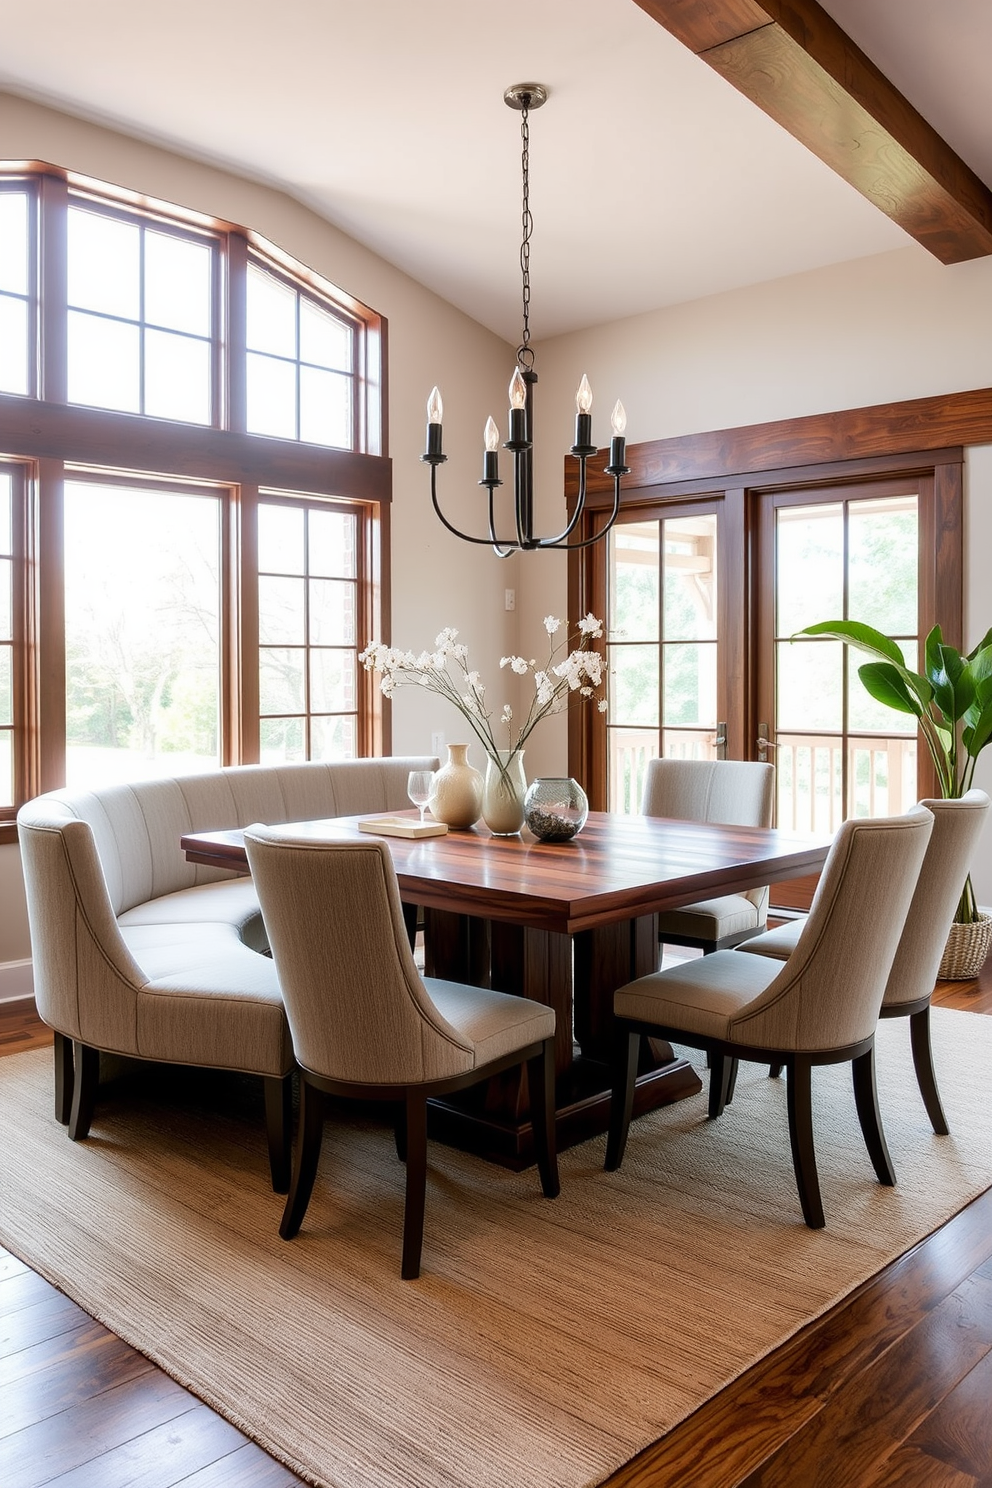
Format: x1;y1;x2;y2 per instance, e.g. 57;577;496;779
777;639;843;732
300;299;351;370
848;738;918;820
663;516;717;643
662;729;716;761
310;649;354;712
0;194;28;293
309;578;355;645
259;504;305;574
776;504;843;635
259;648;305;714
310;714;355;761
260;716;305;764
612;645;659;728
63;483;220;787
145;231;211;335
68;208;140;319
300;365;351;448
247;352;297;438
259;576;305;645
67;312;140;412
0;557;11;639
145;329;211;424
662;641;716;727
309;508;356;578
848;498;918;634
609;522;658;641
0;644;10;724
0;727;11;809
0;296;29;396
247;265;297;357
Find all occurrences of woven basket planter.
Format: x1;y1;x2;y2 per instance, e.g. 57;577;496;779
937;910;992;980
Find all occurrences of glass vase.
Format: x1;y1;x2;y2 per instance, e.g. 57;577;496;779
524;777;589;841
482;750;527;835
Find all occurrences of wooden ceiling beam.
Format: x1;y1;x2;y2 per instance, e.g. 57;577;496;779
635;0;992;263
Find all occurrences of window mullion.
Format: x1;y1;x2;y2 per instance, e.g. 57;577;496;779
38;173;68;405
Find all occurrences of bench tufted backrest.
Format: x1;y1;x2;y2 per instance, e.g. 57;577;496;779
17;758;438;917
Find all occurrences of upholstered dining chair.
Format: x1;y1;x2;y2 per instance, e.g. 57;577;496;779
243;824;560;1279
605;806;934;1229
738;790;990;1135
641;758;777;954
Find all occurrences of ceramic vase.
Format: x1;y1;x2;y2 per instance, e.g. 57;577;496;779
482;750;527;835
427;743;483;829
523;776;589;841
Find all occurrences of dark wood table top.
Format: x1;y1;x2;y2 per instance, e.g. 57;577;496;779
182;810;831;937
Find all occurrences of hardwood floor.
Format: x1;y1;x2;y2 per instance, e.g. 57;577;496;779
3;969;991;1488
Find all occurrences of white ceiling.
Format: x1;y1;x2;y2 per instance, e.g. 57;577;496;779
1;0;989;343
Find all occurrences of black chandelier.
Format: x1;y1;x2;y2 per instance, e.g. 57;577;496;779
422;83;630;557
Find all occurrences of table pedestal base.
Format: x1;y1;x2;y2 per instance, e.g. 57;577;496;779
423;906;703;1167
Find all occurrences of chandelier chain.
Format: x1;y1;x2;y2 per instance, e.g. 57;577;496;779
518;102;534;367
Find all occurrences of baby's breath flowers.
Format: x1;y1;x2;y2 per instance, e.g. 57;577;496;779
359;614;607;776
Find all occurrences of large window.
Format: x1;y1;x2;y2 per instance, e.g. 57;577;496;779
0;163;389;841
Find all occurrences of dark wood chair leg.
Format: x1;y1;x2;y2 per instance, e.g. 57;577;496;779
725;1055;739;1105
786;1056;825;1229
401;900;419;952
605;1028;639;1172
909;1005;950;1136
852;1046;897;1186
708;1050;734;1119
394;1105;408;1163
263;1072;293;1194
401;1092;428;1280
279;1077;326;1240
527;1038;560;1199
54;1031;74;1125
769;1062;784;1079
67;1042;100;1141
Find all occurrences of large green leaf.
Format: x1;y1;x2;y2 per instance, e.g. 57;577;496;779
932;645;975;724
967;629;992;663
857;662;923;717
962;696;992;760
797;620;905;667
924;624;944;682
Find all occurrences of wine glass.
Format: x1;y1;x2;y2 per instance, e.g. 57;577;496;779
407;770;434;824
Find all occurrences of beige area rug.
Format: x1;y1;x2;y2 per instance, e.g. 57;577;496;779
3;1009;992;1488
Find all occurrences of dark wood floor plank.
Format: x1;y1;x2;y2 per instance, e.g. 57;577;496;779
3;1372;198;1488
897;1347;992;1479
0;1327;156;1437
0;1290;93;1359
0;1314;118;1386
869;1447;979;1487
737;1271;992;1486
39;1403;252;1488
174;1442;310;1487
0;1246;30;1281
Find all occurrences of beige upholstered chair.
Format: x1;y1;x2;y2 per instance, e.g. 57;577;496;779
243;825;560;1279
605;807;934;1228
17;806;294;1190
641;758;777;954
739;791;990;1134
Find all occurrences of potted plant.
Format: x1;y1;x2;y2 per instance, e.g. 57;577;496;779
797;620;992;976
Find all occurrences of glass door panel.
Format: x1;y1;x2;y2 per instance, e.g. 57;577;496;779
607;511;718;812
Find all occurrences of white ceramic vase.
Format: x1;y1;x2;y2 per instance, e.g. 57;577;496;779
482;750;527;835
427;743;483;829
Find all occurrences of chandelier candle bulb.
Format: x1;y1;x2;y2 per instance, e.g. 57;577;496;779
482;416;500;485
507;366;528;447
573;373;593;452
608;399;628;473
425;386;445;462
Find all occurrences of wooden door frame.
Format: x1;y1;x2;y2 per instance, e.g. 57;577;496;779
568;387;992;809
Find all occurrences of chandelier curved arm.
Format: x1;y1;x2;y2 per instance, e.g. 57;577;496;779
542;470;625;551
428;464;517;555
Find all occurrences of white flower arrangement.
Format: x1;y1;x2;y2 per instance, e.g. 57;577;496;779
359;613;607;774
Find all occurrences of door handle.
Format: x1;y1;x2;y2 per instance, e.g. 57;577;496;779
756;736;777;751
756;723;777;763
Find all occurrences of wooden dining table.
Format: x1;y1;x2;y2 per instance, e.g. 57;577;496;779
182;810;830;1166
